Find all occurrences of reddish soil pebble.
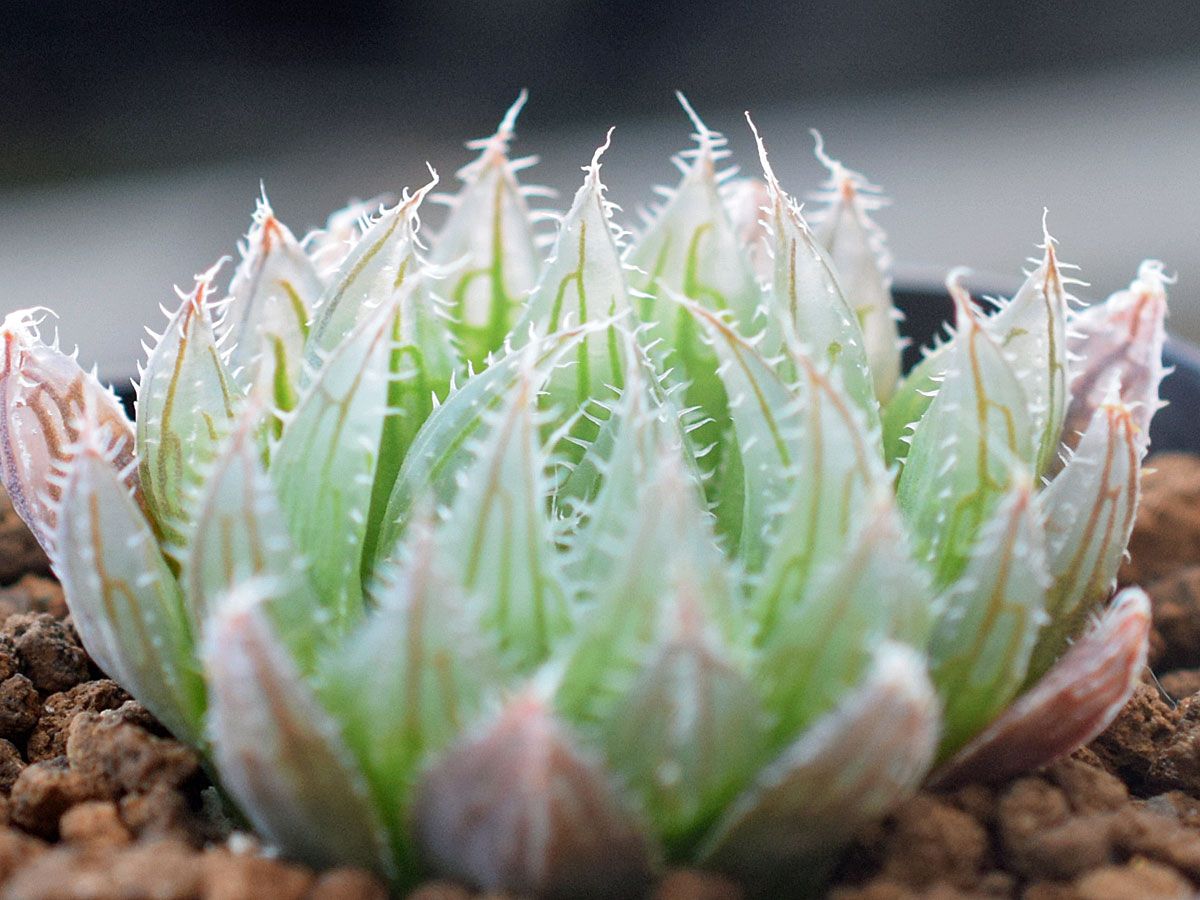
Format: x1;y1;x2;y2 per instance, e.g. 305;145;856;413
0;457;1195;897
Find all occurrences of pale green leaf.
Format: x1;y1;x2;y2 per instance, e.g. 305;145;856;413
1026;391;1143;680
316;514;501;870
896;273;1035;586
54;425;204;745
700;642;939;893
810;132;902;403
431;92;542;367
929;478;1050;755
204;584;394;877
136;266;239;550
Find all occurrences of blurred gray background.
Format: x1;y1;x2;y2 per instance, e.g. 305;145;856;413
2;1;1198;379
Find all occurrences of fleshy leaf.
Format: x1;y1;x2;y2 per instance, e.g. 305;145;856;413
559;345;699;582
377;325;590;560
1025;390;1142;680
270;292;402;626
599;580;768;855
746;117;877;420
136;265;239;550
413;689;654;898
221;194;323;392
884;226;1072;472
722;176;772;282
204;584;393;876
681;298;802;569
896;272;1035;586
980;218;1071;474
751;351;890;636
932;586;1151;789
184;399;324;667
430;345;570;671
929;478;1050;756
432;92;542;367
1059;259;1169;461
809;131;902;403
629;95;761;336
556;447;734;727
53;412;204;745
307;173;439;359
510;133;634;469
305;193;395;277
700;642;939;891
755;494;932;745
0;308;138;554
317;514;501;871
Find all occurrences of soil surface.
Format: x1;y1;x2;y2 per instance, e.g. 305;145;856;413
0;454;1198;899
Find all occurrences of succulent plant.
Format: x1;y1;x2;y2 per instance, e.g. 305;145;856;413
0;94;1165;896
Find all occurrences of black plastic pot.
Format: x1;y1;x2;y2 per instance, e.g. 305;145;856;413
113;283;1200;454
894;282;1200;456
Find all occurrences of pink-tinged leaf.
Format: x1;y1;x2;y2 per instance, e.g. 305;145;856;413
0;308;137;554
204;584;394;877
137;265;239;550
1059;260;1169;461
598;580;769;855
930;586;1150;790
221;195;323;391
53;409;204;745
808;132;902;404
1026;392;1142;681
412;689;654;898
722;177;772;282
699;642;939;890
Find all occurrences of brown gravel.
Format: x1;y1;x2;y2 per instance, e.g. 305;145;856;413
0;453;1194;898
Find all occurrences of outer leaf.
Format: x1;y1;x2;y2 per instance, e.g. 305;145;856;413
412;688;654;898
755;494;932;745
555;447;734;727
932;586;1151;789
270;292;401;626
53;417;204;745
1059;259;1169;460
1025;391;1142;680
751;351;890;635
809;132;902;403
377;325;590;560
204;585;393;876
896;272;1035;586
0;308;138;553
700;642;939;892
929;479;1050;756
136;266;239;549
221;195;323;392
431;92;542;367
306;173;439;359
183;399;324;667
599;581;769;855
317;515;501;871
746;117;877;420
